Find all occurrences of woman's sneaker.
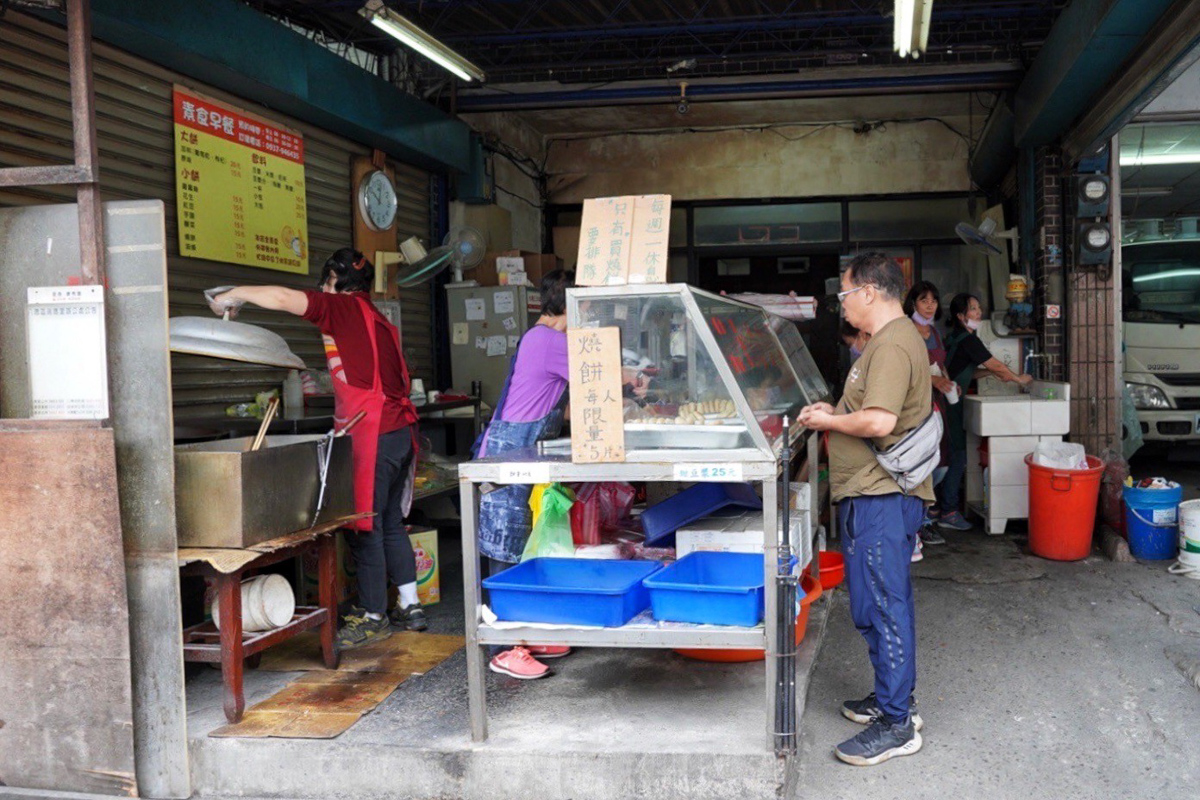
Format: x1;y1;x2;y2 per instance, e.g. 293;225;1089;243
834;716;922;766
919;525;946;546
525;644;571;659
389;603;428;632
937;510;972;531
841;692;924;731
489;646;550;679
911;536;924;563
336;612;391;650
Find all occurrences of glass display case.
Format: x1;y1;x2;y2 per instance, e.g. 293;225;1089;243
567;284;831;457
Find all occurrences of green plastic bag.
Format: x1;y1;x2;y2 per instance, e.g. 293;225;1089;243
520;483;575;561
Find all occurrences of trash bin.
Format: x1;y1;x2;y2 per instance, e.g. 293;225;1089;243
1124;482;1182;560
1026;454;1105;561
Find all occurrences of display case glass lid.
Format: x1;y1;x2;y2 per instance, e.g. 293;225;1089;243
567;284;830;458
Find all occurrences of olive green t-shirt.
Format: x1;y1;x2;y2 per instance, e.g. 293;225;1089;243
829;316;935;503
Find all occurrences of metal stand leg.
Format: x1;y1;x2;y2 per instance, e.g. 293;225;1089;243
762;476;779;750
460;480;488;742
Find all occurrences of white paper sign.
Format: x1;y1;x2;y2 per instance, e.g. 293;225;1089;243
508;335;519;349
465;297;486;321
497;463;552;484
486;335;507;357
494;290;515;315
496;256;525;274
452;322;469;345
475;336;487;350
613;304;628;320
673;463;744;482
27;285;108;419
502;316;517;331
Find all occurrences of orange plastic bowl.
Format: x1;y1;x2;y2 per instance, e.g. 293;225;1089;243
674;572;823;663
817;551;845;591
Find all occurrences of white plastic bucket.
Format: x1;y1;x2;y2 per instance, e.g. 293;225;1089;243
212;574;296;632
1177;499;1200;561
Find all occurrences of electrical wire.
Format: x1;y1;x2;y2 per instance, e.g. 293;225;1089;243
494;183;544;209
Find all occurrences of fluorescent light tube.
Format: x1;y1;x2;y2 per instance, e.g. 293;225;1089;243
360;0;486;83
894;0;933;59
1120;153;1200;167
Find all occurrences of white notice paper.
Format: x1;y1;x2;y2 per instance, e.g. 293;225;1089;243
486;335;507;357
475;336;487;350
508;335;519;349
27;285;109;419
494;291;515;315
452;322;469;345
502;316;517;331
497;463;552;484
465;297;485;321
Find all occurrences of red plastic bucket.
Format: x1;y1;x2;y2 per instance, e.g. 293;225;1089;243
1025;454;1104;561
674;572;822;663
817;550;845;591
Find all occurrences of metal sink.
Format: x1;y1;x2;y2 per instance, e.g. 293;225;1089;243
174;434;354;548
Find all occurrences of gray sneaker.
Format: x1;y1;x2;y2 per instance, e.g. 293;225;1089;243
841;693;923;731
835;716;923;766
937;510;972;531
336;612;391;650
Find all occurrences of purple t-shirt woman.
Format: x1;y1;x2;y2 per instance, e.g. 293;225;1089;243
495;324;569;423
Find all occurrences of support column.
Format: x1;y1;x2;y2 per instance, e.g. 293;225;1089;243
1032;146;1066;381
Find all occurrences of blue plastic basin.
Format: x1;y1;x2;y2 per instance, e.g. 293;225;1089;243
643;551;765;626
483;558;663;627
641;482;763;546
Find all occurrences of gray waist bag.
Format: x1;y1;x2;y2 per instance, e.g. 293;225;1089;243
873;412;943;494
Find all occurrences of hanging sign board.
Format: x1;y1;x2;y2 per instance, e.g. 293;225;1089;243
26;286;108;420
567;327;626;463
173;86;308;273
577;197;630;286
577;195;671;286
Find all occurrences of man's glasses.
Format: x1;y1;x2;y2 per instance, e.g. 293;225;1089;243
837;284;871;301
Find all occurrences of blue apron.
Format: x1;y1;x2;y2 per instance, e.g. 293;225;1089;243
475;328;565;563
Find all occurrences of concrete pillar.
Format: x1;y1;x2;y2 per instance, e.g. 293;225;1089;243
1032;146;1067;381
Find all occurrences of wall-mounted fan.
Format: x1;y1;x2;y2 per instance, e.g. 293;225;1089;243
956;217;1018;263
392;226;487;288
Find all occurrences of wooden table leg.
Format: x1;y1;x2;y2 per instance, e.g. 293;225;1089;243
215;572;246;723
318;532;340;669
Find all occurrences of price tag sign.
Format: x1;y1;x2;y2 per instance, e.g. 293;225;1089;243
673;463;744;482
496;464;552;484
568;327;626;463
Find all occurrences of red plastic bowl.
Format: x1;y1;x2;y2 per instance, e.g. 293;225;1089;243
817;551;844;591
674;572;823;663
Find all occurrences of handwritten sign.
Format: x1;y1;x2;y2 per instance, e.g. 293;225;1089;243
673;463;745;482
628;194;671;284
173;86;307;273
576;195;672;286
568;327;626;463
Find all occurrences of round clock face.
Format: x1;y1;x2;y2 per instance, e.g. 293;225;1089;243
358;170;398;232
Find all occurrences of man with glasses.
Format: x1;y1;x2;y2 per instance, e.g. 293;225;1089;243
800;252;932;766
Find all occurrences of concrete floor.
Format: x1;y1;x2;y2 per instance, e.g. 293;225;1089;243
181;451;1200;799
794;524;1200;798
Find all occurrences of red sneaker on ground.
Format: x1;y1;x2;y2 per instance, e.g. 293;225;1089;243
525;644;571;659
489;646;550;679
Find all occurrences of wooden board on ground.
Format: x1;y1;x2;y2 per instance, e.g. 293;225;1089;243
211;631;463;739
256;630;464;674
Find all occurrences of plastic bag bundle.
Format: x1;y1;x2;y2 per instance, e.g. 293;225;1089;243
521;483;576;561
1032;441;1088;470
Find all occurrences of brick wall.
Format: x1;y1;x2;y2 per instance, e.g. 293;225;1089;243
1032;146;1066;381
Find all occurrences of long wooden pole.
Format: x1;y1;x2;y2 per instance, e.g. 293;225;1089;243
67;0;106;286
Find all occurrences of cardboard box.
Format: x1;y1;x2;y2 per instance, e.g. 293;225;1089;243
408;526;440;606
676;511;810;567
553;226;581;269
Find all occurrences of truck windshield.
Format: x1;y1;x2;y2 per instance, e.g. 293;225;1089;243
1123;242;1200;324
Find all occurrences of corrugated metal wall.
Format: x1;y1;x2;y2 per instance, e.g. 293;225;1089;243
0;11;434;419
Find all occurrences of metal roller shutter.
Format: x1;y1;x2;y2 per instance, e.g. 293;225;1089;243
0;11;434;419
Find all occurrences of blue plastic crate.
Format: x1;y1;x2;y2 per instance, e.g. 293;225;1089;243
641;482;763;546
482;558;663;627
643;551;765;626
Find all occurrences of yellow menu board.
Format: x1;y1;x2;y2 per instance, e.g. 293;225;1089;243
173;86;308;273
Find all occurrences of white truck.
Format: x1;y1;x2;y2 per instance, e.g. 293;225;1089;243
1122;239;1200;443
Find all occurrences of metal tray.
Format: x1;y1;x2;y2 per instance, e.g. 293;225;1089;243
624;423;748;449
